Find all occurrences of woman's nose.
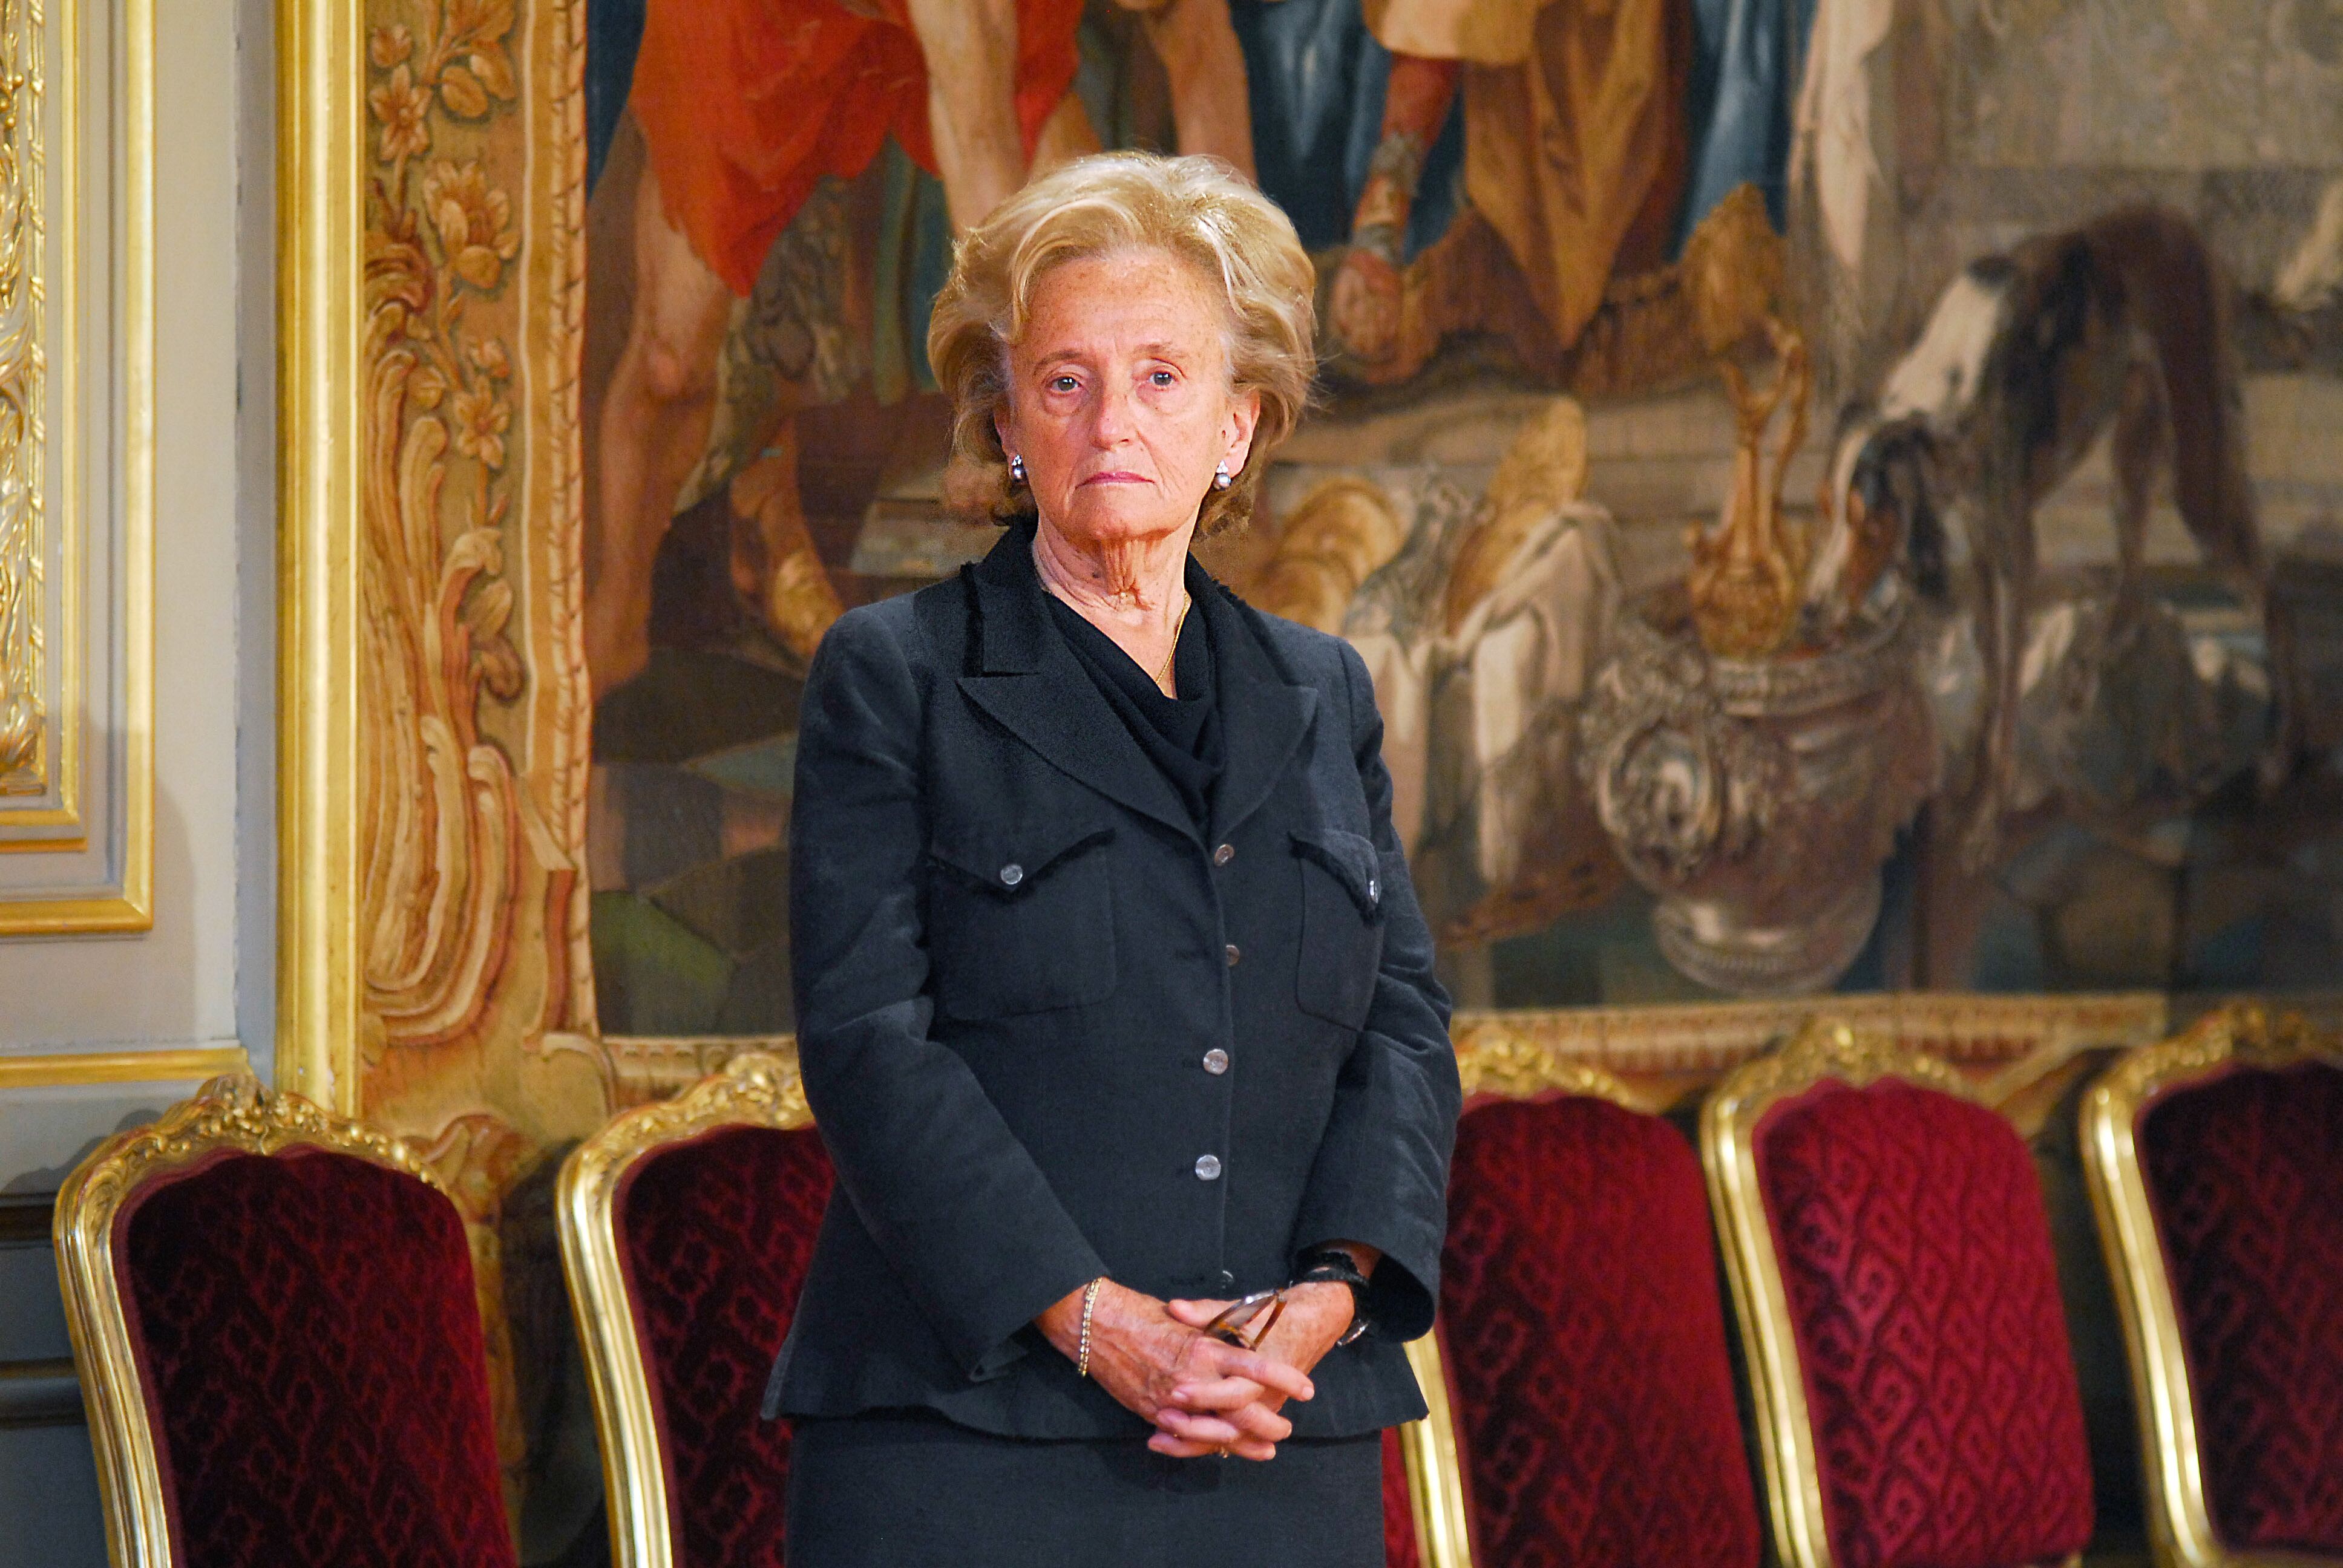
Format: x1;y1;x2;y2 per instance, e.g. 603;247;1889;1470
1090;381;1135;445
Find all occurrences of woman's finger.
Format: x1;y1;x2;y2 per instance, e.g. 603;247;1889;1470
1153;1407;1246;1446
1167;1374;1268;1409
1147;1431;1277;1462
1162;1297;1230;1327
1147;1431;1221;1459
1207;1344;1314;1403
1157;1397;1293;1446
1217;1401;1294;1443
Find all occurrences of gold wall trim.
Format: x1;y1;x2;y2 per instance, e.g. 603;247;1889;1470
0;1044;248;1089
274;0;363;1109
53;1072;445;1568
594;992;2164;1112
2080;1004;2343;1568
0;0;57;811
0;0;152;933
1452;991;2166;1077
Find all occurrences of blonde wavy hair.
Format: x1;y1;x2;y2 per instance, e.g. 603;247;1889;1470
927;152;1317;538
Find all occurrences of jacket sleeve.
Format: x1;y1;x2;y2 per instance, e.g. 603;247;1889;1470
790;607;1108;1378
1291;638;1461;1342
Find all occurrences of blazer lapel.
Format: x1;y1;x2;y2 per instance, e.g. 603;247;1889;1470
1198;577;1318;844
955;527;1199;841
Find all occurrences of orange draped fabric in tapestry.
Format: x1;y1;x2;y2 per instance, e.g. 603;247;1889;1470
1755;1080;2094;1568
2140;1062;2343;1554
1366;0;1690;348
629;0;1087;297
1438;1096;1760;1567
618;1123;835;1568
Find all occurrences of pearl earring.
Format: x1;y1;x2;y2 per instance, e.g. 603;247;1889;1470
1009;454;1027;484
1212;462;1233;491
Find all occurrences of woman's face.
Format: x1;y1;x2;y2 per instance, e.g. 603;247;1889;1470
995;247;1260;554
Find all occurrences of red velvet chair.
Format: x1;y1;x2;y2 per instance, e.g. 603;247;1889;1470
1705;1019;2096;1568
560;1047;1474;1568
558;1050;832;1568
52;1073;517;1568
1441;1031;1761;1568
2083;1004;2343;1568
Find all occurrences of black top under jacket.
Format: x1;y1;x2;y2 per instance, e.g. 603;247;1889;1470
765;521;1461;1440
1043;561;1224;826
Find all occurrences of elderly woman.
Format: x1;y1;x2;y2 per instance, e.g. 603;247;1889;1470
767;151;1460;1566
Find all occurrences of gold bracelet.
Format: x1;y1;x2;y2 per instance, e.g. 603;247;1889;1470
1076;1278;1106;1378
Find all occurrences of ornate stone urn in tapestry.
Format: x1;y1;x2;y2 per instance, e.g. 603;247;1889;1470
1576;319;1935;996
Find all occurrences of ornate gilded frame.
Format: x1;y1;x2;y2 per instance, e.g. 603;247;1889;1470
0;0;155;933
2080;1004;2343;1568
555;1048;813;1568
1699;1019;2014;1568
50;1072;452;1568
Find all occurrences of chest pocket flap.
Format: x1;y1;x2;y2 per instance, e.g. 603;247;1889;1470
1292;826;1385;1030
926;814;1117;1019
1291;827;1385;921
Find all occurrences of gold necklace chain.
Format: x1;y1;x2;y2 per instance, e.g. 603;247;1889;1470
1156;595;1191;691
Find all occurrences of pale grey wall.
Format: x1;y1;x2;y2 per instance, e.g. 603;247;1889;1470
0;0;263;1558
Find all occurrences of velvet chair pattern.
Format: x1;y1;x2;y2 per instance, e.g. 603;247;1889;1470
2082;1004;2343;1568
1705;1020;2096;1568
558;1050;830;1568
53;1073;516;1568
1443;1033;1760;1568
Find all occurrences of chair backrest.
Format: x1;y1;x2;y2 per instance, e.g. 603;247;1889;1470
2082;1004;2343;1568
1443;1030;1761;1568
1705;1020;2095;1568
562;1047;1470;1568
560;1050;830;1568
53;1074;515;1568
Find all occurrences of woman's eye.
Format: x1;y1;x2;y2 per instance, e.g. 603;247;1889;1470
1149;370;1176;388
1049;375;1080;393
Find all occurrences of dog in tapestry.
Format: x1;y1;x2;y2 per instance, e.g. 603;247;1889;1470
1800;206;2299;869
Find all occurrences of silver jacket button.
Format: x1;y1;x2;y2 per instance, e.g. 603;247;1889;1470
1202;1048;1229;1075
1367;876;1379;903
998;863;1023;887
1194;1154;1222;1181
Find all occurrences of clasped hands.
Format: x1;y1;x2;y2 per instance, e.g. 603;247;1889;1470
1035;1278;1355;1462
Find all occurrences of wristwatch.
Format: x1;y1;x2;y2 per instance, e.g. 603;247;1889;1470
1291;1245;1373;1346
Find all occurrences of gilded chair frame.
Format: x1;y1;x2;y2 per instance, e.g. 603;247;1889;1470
50;1073;453;1568
2080;1004;2343;1568
555;1048;815;1568
1700;1019;2030;1568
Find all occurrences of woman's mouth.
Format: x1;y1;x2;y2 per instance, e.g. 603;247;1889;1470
1081;471;1150;486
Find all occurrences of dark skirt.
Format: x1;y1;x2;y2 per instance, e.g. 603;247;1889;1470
785;1410;1386;1568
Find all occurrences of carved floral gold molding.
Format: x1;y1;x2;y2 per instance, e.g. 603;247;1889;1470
0;0;47;794
0;0;152;935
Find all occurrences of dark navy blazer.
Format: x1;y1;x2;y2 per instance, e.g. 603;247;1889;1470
765;523;1460;1440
